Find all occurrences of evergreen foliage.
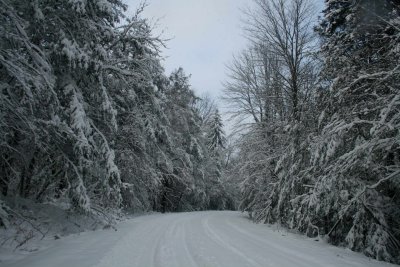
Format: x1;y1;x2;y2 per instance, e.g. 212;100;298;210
0;0;232;225
224;0;400;263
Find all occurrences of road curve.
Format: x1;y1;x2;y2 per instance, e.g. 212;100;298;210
3;211;396;267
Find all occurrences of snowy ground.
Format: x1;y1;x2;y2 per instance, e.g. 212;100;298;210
1;211;396;267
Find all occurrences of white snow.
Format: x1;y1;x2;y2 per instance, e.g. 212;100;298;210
1;211;397;267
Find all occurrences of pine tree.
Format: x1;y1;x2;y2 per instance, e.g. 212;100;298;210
205;109;229;210
207;109;226;152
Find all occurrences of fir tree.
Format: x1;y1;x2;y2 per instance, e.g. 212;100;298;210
207;109;226;153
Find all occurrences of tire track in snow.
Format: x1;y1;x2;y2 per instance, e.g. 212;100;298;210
152;214;197;267
153;215;178;267
180;215;199;267
218;216;320;267
183;213;223;267
202;216;263;267
4;211;395;267
95;214;170;267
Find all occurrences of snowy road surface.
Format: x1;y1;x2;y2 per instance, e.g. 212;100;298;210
2;211;396;267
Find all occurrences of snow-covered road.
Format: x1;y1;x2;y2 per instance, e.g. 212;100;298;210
3;211;396;267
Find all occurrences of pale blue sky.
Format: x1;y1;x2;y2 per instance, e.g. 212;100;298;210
126;0;251;100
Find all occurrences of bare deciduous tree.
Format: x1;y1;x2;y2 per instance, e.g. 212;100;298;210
245;0;317;124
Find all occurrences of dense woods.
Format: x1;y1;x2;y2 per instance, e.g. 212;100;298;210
224;0;400;263
0;0;231;237
0;0;399;264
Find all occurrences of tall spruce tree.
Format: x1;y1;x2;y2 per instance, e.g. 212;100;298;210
206;109;230;210
207;109;226;152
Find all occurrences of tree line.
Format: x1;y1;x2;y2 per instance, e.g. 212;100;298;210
0;0;233;229
1;0;399;264
223;0;400;263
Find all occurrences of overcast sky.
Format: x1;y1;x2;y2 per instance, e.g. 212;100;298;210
124;0;324;133
126;0;251;101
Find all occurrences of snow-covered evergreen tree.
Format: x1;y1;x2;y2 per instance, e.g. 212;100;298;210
304;0;400;262
205;109;231;210
227;0;400;263
1;0;191;219
207;109;226;152
156;68;207;212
